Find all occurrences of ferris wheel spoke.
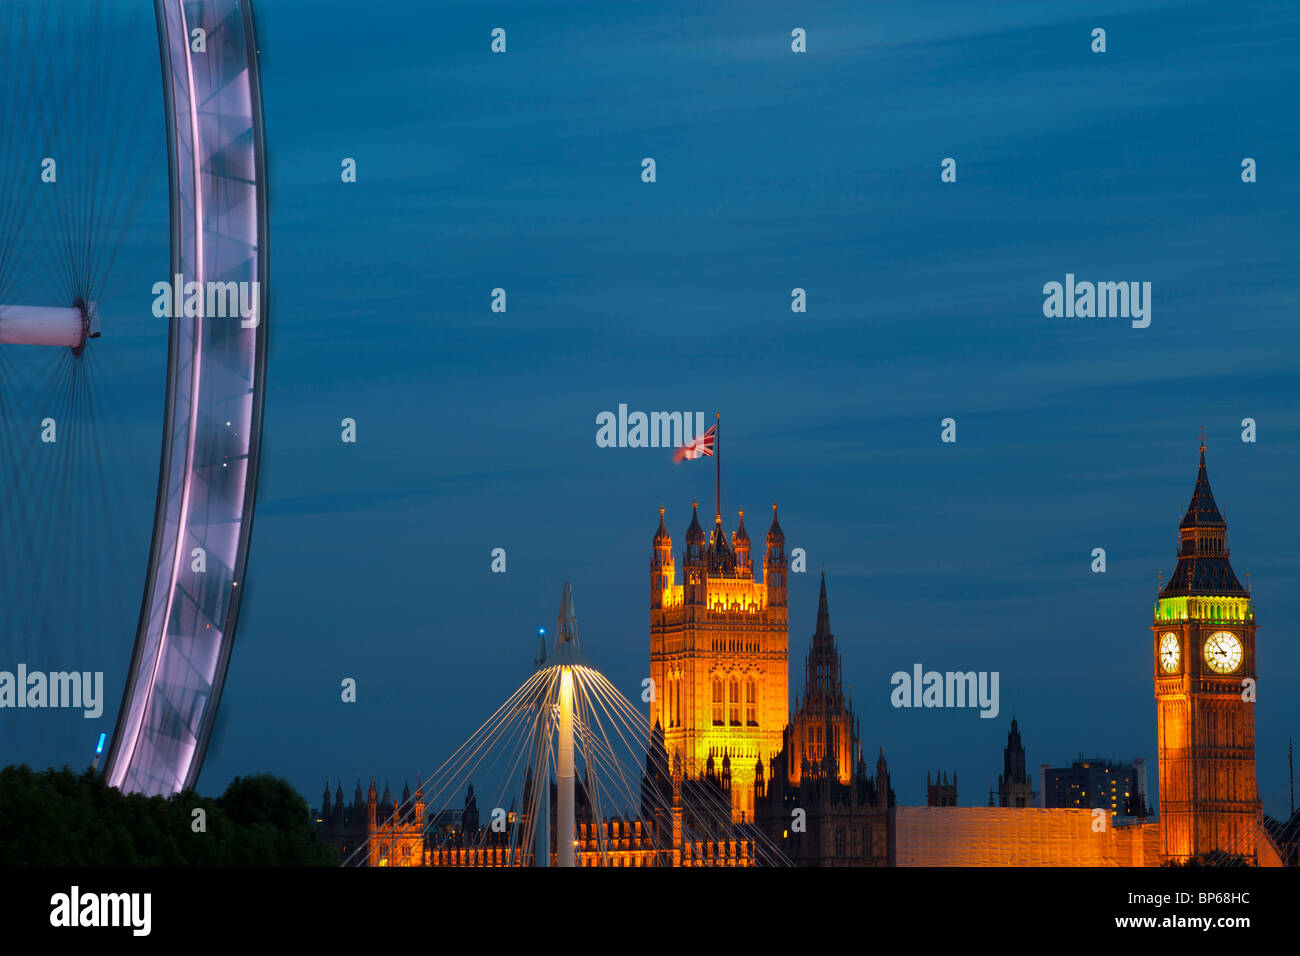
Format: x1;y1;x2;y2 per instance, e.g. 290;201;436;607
0;1;173;773
1;0;267;793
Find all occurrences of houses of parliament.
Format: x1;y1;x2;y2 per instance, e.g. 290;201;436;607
317;444;1291;866
648;499;891;864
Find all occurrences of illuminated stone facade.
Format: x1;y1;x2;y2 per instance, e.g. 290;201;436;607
892;807;1160;866
425;818;752;868
649;502;789;821
317;777;425;867
1153;445;1260;862
321;772;756;867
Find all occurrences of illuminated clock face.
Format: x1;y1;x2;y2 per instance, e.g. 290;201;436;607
1203;631;1243;674
1159;633;1180;673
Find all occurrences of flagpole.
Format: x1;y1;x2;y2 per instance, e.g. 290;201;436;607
715;411;721;521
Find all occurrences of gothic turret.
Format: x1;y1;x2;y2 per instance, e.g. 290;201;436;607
651;506;673;610
1005;718;1026;780
786;572;858;786
927;770;959;807
684;501;707;605
805;571;843;709
685;500;705;550
654;505;671;553
764;503;786;607
997;716;1034;807
709;513;737;576
733;509;751;574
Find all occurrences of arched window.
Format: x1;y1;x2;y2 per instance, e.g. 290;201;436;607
674;677;681;728
712;677;724;725
729;678;740;725
745;678;757;726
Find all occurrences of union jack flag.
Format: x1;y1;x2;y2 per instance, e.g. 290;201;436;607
673;424;716;462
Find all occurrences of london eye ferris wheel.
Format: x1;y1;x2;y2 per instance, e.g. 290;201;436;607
0;0;269;797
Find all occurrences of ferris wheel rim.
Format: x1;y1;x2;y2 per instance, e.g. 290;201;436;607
103;0;269;797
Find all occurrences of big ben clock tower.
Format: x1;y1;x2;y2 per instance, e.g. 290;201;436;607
1153;437;1260;862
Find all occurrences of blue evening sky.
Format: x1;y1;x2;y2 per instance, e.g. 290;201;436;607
4;0;1297;818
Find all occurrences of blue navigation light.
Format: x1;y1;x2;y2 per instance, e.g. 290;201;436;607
96;732;106;755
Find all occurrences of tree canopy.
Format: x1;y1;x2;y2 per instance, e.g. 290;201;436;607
0;765;339;866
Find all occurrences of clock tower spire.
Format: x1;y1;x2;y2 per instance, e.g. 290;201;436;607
1153;439;1259;862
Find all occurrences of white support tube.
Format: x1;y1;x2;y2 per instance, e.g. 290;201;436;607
0;303;97;348
558;667;575;867
535;748;550;867
533;700;551;867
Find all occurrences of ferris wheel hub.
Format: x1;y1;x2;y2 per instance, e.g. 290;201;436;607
0;300;99;351
71;298;101;355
